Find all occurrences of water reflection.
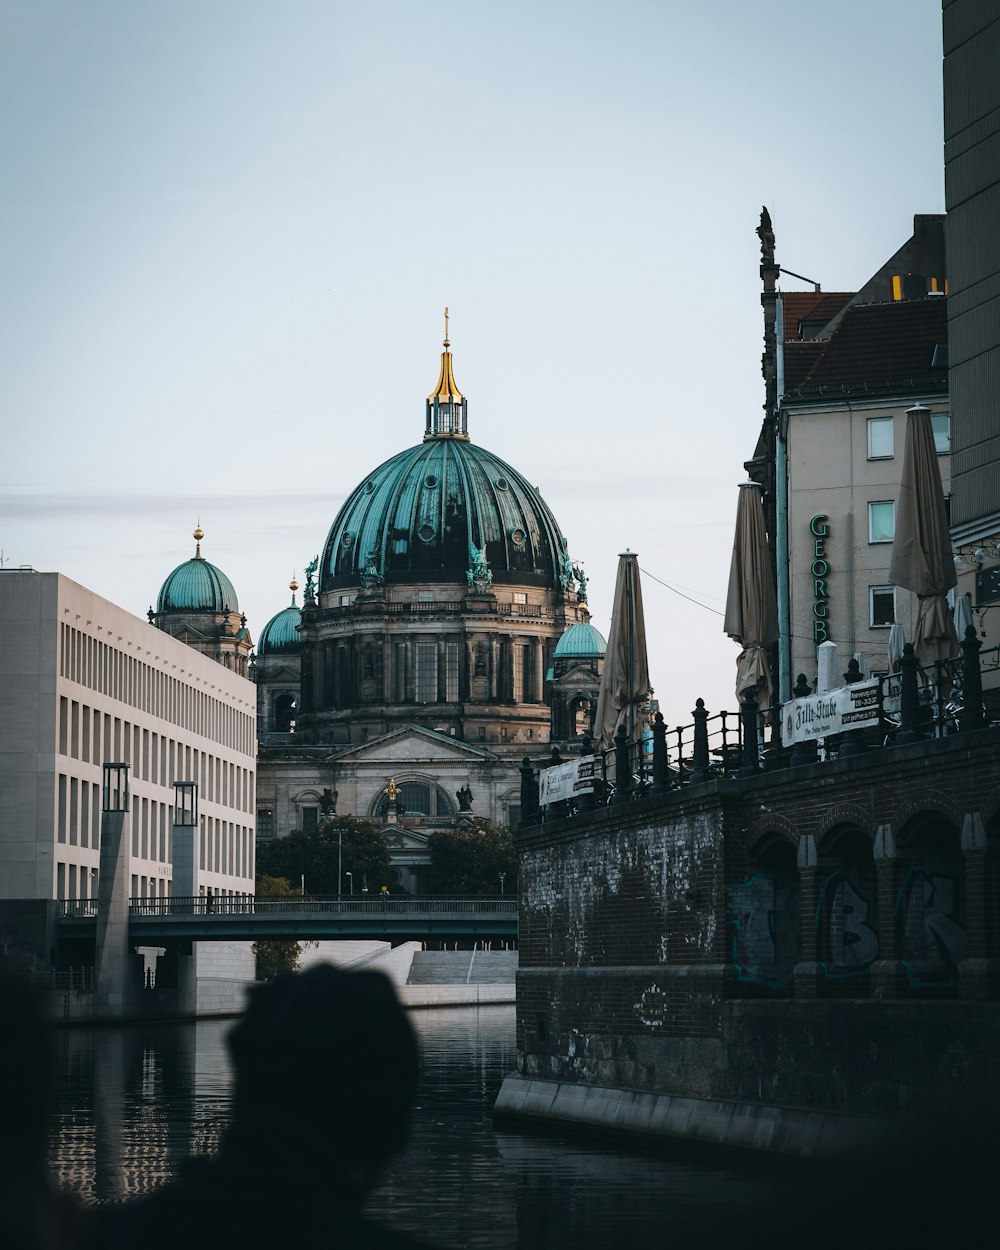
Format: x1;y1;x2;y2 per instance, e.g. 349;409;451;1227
49;1005;784;1249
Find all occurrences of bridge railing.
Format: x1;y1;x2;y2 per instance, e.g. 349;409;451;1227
60;896;516;918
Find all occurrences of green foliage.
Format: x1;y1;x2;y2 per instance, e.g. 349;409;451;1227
255;816;393;896
425;822;517;896
251;875;303;979
252;938;302;979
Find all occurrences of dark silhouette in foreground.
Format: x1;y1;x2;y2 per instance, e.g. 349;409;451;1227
82;967;439;1249
0;966;80;1250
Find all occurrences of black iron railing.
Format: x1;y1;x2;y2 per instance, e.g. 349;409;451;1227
522;634;999;824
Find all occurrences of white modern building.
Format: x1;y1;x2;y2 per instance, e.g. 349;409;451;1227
0;569;257;1007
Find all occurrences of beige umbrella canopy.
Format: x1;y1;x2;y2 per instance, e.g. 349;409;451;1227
724;482;779;707
889;405;958;667
594;551;652;749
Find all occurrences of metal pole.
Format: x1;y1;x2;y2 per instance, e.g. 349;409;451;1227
338;828;342;897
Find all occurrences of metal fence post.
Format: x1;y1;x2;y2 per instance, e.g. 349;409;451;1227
519;757;539;827
612;724;631;805
650;711;669;796
897;643;921;744
690;700;710;783
959;624;985;732
740;692;761;776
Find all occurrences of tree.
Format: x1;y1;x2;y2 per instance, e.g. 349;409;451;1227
255;816;394;895
251;875;303;979
425;823;517;896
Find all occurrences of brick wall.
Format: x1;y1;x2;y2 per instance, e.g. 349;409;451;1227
514;726;1000;1116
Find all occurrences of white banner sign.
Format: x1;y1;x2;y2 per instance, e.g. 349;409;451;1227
781;679;883;746
538;755;598;806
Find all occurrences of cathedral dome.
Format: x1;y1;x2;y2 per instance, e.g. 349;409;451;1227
156;528;240;615
553;621;606;659
319;321;573;595
259;580;302;654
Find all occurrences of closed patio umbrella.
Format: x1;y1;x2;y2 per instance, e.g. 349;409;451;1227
889;405;958;667
724;482;778;709
953;592;974;648
594;551;651;749
887;622;907;674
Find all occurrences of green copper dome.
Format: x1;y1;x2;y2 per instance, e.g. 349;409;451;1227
320;439;572;592
156;529;240;615
554;621;606;659
259;584;302;654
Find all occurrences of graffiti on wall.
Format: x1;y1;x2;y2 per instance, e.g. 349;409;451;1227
726;873;799;988
898;866;966;986
817;868;879;977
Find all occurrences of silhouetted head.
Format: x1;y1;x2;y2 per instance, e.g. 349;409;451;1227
225;966;418;1198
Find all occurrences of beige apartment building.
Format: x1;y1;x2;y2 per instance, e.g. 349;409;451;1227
0;569;257;905
750;213;952;694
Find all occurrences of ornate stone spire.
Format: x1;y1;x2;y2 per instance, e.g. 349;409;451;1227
425;308;469;440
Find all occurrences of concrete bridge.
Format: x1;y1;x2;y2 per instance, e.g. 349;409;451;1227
60;895;518;943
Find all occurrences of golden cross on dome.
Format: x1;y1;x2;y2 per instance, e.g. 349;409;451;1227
384;778;400;801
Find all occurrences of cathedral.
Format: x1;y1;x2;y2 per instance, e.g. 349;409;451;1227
151;319;605;891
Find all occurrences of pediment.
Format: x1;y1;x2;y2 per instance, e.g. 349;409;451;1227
333;724;495;766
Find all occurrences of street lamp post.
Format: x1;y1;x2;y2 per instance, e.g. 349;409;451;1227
346;871;353;895
499;872;506;896
338;827;342;898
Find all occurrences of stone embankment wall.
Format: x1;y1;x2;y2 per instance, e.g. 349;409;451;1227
497;727;1000;1153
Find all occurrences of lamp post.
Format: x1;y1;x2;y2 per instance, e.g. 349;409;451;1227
346;871;353;895
338;827;342;897
499;872;506;896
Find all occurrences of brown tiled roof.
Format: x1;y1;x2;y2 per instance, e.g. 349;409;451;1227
787;297;948;398
783;341;825;391
780;291;854;340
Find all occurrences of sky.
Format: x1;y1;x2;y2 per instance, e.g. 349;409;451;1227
0;0;946;728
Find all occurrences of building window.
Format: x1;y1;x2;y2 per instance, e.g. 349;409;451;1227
930;412;950;454
301;806;318;834
513;592;527;605
868;500;895;543
867;417;894;459
870;586;896;627
257;807;274;839
415;641;437;702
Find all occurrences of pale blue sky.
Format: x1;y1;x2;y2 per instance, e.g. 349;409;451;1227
1;0;945;722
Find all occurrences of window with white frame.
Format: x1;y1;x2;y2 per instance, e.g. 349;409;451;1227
930;412;950;454
868;500;895;543
867;416;894;459
869;586;896;627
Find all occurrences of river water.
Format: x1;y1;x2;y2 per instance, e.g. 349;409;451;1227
48;1006;788;1249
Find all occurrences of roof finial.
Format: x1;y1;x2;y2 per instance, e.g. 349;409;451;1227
443;306;450;348
193;520;204;559
289;572;299;605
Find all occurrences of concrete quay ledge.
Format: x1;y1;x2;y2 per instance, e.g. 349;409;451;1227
398;984;515;1008
493;1075;896;1159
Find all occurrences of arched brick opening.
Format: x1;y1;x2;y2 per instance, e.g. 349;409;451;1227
896;811;965;993
726;831;799;995
815;825;878;996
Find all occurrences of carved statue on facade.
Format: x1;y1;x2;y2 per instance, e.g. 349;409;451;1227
360;549;383;588
455;784;474;812
757;206;775;266
466;542;493;588
572;561;588;604
303;555;319;602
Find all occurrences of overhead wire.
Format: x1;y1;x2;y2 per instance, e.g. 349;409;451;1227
638;565;725;617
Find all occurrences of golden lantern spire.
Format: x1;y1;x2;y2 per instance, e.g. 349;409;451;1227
425;308;468;439
193;522;204;559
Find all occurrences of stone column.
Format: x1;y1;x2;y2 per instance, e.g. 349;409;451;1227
959;812;1000;999
94;764;134;1019
172;783;200;1016
534;638;545;704
870;823;907;999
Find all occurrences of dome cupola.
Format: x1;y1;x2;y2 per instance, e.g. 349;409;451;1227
259;578;303;655
156;526;240;615
554;621;607;660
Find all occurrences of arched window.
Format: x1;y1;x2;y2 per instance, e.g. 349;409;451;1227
273;693;296;733
816;827;878;992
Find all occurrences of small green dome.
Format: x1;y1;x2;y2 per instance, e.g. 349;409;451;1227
259;602;302;654
156;529;239;615
553;621;606;659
